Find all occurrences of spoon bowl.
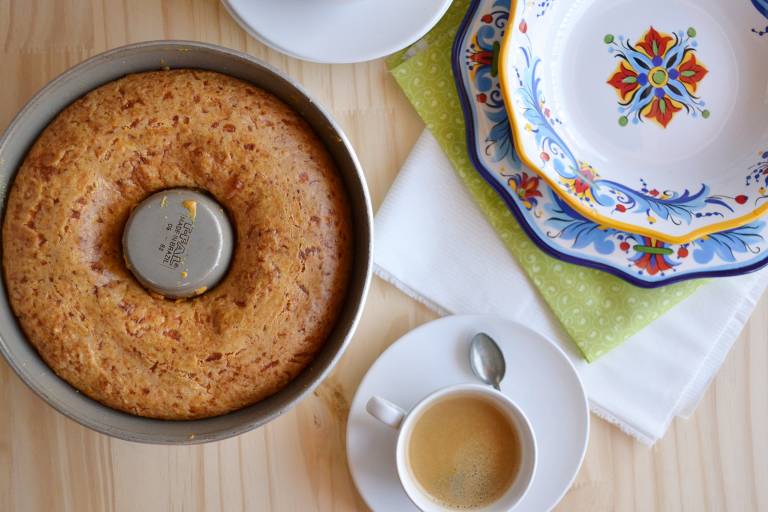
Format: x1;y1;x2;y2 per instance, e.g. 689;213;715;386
469;332;507;391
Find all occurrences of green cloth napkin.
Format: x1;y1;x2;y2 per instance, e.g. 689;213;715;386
386;0;703;361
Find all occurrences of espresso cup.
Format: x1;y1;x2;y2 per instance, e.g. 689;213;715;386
366;384;537;511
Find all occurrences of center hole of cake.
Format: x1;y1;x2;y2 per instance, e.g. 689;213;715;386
122;188;234;299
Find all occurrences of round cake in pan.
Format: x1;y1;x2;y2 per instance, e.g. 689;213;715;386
2;69;353;419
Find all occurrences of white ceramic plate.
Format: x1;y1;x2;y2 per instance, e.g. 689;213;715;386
346;315;589;511
500;0;768;243
222;0;454;64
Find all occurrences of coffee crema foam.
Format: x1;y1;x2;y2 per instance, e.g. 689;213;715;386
406;395;521;509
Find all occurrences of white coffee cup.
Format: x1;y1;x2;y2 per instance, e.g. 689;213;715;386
367;383;537;511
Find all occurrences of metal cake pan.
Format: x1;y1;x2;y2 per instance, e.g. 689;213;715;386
0;41;373;444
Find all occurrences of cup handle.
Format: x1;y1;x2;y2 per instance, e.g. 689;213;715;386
366;396;406;429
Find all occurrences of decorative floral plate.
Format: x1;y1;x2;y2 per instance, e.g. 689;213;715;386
453;0;768;287
498;0;768;244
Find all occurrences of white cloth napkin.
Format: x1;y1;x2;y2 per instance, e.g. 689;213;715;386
375;131;768;444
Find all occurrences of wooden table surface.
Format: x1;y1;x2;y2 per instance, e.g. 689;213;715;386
1;1;766;511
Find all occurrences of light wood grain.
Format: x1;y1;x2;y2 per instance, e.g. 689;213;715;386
0;1;766;510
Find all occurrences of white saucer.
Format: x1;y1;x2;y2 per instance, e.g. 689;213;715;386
346;315;589;511
222;0;454;64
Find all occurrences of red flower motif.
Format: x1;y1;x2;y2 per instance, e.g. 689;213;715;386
678;54;708;94
644;96;681;128
518;173;541;198
573;178;589;195
607;62;639;101
481;14;493;23
615;204;627;212
476;93;487;103
637;27;673;58
509;172;542;209
606;26;709;128
633;239;674;275
519;20;527;34
735;195;748;205
468;49;493;67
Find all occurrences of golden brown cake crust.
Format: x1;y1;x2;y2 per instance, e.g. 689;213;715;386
2;70;353;419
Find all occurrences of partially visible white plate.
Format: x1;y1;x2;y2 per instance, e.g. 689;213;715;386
346;315;590;511
222;0;454;64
